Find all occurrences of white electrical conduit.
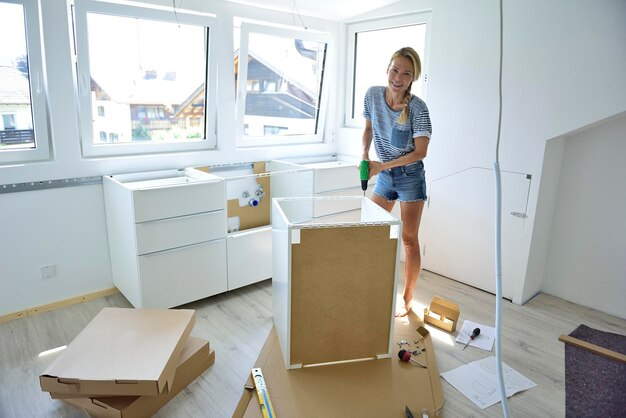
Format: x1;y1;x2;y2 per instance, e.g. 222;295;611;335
494;0;510;416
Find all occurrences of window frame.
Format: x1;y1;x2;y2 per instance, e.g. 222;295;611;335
235;22;332;148
344;12;431;128
0;0;51;165
73;0;218;158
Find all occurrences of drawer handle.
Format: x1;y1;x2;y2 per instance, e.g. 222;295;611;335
141;239;223;256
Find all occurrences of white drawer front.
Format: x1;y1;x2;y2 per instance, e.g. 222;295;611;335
314;165;359;193
138;239;227;308
133;180;225;222
136;211;225;255
313;188;371;217
227;227;272;290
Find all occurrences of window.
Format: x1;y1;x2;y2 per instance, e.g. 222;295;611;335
235;22;331;147
2;114;16;130
73;0;217;157
0;0;50;164
345;13;431;127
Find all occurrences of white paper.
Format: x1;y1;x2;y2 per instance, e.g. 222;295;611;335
456;320;495;351
440;356;537;409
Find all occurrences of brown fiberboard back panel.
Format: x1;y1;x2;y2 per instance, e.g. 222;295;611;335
227;162;271;231
290;225;397;366
227;175;271;231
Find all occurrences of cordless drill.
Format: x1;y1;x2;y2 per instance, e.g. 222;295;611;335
359;160;369;196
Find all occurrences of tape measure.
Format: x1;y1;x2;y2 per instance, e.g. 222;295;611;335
251;367;276;418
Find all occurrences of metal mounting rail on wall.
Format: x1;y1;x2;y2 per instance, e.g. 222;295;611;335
0;176;102;194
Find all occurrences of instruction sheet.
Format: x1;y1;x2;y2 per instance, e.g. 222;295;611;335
456;320;495;351
440;356;536;409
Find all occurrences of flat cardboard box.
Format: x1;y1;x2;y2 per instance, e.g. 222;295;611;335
423;295;460;333
233;312;444;418
40;308;195;397
57;337;215;418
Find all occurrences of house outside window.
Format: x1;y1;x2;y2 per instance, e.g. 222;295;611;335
73;0;217;157
0;0;50;164
234;21;331;147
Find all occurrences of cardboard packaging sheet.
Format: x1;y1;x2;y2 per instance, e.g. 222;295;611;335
40;307;196;397
424;295;460;333
234;313;445;417
58;336;215;418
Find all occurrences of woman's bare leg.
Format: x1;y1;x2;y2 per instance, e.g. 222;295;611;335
369;195;425;317
396;200;425;317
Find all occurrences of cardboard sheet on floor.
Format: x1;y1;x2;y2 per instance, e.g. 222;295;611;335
56;337;215;418
40;307;195;397
233;313;444;417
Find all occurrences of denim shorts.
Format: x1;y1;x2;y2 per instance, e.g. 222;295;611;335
373;161;427;202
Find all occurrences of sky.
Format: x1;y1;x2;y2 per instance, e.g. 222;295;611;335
0;3;27;67
84;12;207;100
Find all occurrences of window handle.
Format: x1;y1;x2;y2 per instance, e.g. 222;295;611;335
34;73;42;94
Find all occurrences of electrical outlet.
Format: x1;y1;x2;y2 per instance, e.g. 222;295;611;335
41;264;56;279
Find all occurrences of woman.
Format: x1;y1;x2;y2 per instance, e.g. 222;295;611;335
362;46;432;317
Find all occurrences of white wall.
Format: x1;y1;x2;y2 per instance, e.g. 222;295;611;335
426;0;625;313
0;185;112;315
337;0;626;316
540;112;626;318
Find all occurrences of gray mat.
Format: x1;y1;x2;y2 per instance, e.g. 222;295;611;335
564;324;626;418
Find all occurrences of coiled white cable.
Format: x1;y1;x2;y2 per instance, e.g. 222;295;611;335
494;0;510;416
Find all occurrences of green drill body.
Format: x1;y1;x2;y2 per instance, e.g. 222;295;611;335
359;160;369;196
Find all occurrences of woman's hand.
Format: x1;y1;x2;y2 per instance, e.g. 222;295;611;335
367;160;385;178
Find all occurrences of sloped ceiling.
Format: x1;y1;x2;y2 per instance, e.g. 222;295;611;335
224;0;404;21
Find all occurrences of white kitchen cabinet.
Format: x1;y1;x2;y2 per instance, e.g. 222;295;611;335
272;197;401;369
103;168;227;308
203;161;314;291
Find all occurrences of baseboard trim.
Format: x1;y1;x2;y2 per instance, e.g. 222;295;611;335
0;288;119;324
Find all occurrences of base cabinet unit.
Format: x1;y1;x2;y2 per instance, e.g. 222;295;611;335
272;197;402;369
197;161;315;290
103;168;227;308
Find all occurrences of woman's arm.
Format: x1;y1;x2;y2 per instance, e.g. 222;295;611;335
368;136;429;175
361;119;373;161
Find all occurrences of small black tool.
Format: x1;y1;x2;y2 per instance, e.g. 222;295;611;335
398;349;427;368
462;327;481;350
405;405;415;418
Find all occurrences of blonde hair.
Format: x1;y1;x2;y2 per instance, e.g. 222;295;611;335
388;47;421;123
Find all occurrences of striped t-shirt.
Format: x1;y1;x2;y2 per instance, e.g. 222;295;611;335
363;86;432;163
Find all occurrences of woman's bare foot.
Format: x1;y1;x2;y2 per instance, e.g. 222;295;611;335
395;301;414;317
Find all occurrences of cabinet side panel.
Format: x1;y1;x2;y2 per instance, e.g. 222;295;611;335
272;226;291;368
103;177;142;307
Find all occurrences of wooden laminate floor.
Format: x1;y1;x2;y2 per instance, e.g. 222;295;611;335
1;270;624;417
